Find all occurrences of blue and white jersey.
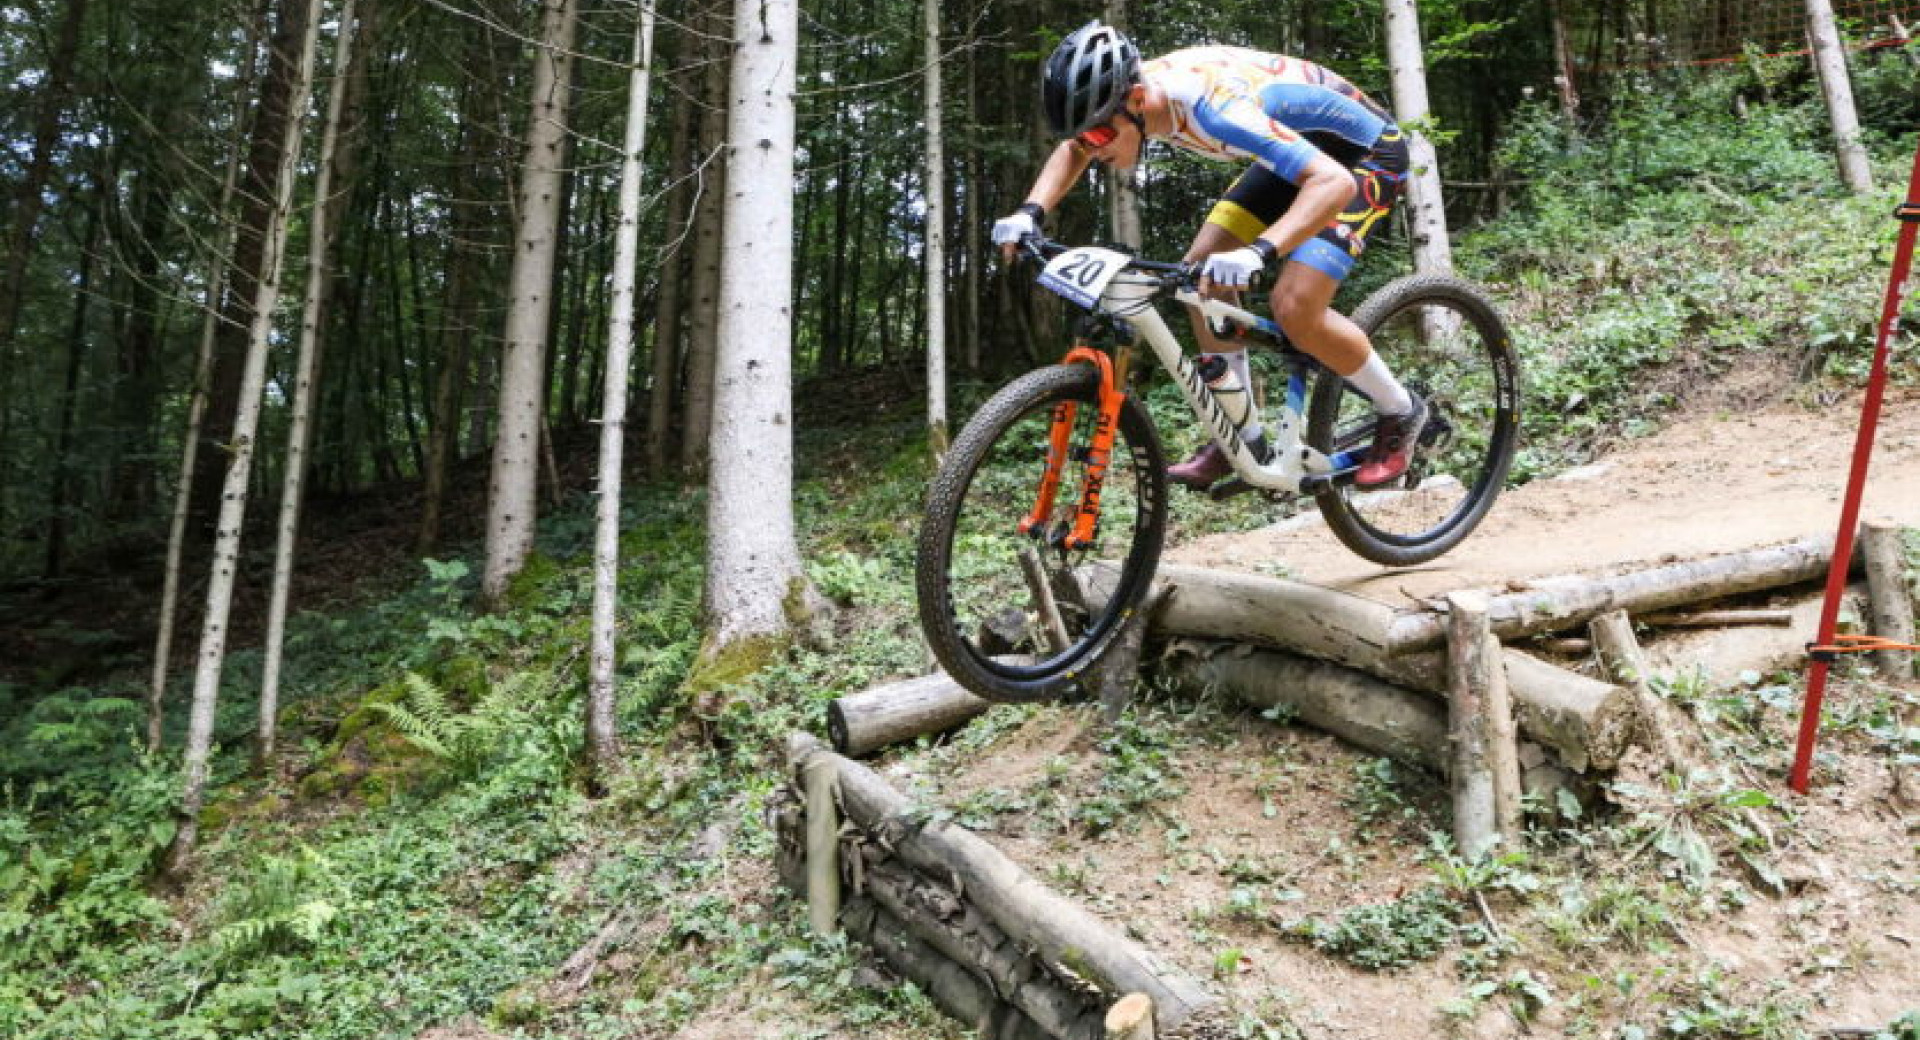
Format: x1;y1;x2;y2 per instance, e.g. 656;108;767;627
1142;46;1397;183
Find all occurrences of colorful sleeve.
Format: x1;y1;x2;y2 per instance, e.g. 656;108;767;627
1191;90;1322;184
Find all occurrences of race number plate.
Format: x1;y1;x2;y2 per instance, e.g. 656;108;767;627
1037;246;1129;310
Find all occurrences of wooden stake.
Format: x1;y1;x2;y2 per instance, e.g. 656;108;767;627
1860;519;1915;679
1106;993;1156;1040
1589;609;1689;773
1098;584;1170;724
1446;591;1519;856
803;753;841;936
1018;547;1072;654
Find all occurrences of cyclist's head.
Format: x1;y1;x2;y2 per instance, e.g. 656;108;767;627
1042;20;1140;140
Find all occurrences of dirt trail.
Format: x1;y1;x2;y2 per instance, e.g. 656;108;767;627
1173;385;1920;604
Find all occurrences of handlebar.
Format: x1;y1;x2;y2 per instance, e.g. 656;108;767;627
1015;234;1277;318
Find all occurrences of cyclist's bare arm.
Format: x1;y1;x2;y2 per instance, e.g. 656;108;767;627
998;142;1094;262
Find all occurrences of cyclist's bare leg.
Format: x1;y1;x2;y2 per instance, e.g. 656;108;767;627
1269;264;1365;375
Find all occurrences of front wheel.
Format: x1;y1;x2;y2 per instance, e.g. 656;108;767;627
916;364;1168;703
1306;274;1521;566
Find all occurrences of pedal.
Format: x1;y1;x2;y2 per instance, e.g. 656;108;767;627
1207;478;1255;501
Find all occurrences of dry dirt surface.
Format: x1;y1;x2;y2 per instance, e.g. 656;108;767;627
777;386;1919;1040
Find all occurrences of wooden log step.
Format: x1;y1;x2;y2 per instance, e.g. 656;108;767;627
1162;641;1590;808
829;669;994;757
1083;565;1636;770
786;734;1217;1033
1385;535;1847;651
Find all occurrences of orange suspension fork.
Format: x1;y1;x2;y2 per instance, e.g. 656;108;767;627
1018;346;1125;551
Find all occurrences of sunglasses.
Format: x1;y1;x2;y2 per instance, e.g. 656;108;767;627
1075;123;1120;150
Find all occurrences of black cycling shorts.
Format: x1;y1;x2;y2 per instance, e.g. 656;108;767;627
1204;129;1410;281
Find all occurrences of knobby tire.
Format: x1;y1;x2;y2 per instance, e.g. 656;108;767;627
916;364;1168;703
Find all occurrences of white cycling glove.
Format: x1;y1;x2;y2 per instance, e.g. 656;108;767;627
991;203;1046;245
1199;241;1276;289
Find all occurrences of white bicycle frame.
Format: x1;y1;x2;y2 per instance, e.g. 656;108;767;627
1038;245;1343;492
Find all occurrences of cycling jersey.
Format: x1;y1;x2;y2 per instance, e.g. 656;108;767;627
1141;46;1406;281
1141;46;1398;182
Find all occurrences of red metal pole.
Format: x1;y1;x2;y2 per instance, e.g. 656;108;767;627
1789;139;1920;793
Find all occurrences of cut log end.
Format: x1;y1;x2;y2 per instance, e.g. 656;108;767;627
1106;992;1156;1039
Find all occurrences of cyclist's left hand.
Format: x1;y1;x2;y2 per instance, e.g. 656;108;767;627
1199;246;1265;290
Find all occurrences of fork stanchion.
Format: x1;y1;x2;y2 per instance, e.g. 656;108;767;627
1790;137;1920;794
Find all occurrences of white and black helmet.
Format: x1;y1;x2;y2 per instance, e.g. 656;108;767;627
1042;20;1140;138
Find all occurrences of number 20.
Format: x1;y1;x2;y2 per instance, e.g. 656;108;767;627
1059;254;1106;288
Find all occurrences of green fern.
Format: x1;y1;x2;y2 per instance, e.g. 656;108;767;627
370;670;529;771
207;848;338;965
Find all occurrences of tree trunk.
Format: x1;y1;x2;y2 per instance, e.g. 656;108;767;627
197;0;322;527
1547;0;1580;127
44;194;102;581
922;0;949;455
643;35;696;477
677;0;729;481
701;0;822;652
258;0;361;767
169;0;322;875
1382;0;1453;274
1104;0;1143;251
419;6;504;553
149;10;268;752
0;0;91;364
1805;0;1874;193
587;1;657;787
482;0;580;605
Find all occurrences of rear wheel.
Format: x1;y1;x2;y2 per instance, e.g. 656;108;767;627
1306;275;1520;566
916;364;1167;703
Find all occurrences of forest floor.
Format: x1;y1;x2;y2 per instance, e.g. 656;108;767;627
679;378;1920;1039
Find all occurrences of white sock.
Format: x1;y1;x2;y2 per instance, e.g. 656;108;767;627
1214;350;1262;442
1345;353;1413;415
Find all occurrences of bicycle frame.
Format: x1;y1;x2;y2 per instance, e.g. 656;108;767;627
1026;245;1364;549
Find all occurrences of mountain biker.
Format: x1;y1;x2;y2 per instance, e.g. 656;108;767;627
993;20;1422;488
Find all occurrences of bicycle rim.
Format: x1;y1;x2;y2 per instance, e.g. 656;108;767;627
1309;275;1520;565
916;365;1166;703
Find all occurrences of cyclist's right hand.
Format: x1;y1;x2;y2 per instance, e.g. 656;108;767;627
992;204;1044;262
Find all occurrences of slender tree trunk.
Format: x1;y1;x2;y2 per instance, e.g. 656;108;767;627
1383;0;1453;274
644;47;695;477
482;0;580;605
923;0;949;455
678;0;729;481
703;0;822;653
588;1;658;785
197;0;322;527
258;0;360;767
169;0;321;875
149;10;267;752
1547;0;1580;128
419;9;502;552
1805;0;1874;193
44;196;102;581
0;0;91;365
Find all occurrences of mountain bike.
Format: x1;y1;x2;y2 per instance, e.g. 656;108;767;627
915;236;1520;703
